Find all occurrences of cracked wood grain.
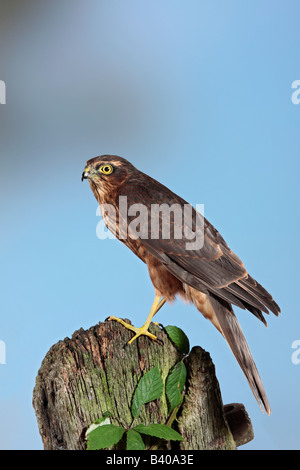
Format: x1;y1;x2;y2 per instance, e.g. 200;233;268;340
32;320;250;450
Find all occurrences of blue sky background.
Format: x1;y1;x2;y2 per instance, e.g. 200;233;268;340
0;0;299;450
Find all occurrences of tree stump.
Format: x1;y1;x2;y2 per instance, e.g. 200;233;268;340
32;320;253;450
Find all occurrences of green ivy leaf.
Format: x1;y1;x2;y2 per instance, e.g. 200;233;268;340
87;424;125;450
134;423;183;441
131;365;164;418
164;326;190;354
85;411;113;438
166;361;187;412
126;429;145;450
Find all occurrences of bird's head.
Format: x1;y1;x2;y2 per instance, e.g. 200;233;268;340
81;155;136;199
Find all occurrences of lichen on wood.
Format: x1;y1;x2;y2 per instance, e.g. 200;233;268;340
33;320;251;450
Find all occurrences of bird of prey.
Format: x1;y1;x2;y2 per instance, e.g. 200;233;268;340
82;155;280;414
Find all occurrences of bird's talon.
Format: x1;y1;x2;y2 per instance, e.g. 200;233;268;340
126;328;158;345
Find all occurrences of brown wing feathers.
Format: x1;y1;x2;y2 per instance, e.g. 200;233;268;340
237;276;280;316
125;180;280;323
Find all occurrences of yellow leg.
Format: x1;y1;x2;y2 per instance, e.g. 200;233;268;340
108;296;166;344
151;297;166;326
153;297;166;316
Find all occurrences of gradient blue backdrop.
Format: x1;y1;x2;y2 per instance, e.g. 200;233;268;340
0;0;299;450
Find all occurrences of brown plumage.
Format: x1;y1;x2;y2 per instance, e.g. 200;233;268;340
82;155;281;414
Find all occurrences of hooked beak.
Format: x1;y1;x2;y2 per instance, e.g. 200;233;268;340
81;166;92;182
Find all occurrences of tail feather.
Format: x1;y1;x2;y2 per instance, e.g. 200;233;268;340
209;293;271;415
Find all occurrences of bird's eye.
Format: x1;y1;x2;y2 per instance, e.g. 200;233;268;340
99;164;114;175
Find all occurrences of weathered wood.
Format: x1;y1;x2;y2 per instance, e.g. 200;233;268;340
177;347;236;450
32;320;252;450
223;403;254;447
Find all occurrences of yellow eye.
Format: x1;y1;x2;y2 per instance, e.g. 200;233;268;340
99;164;113;175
